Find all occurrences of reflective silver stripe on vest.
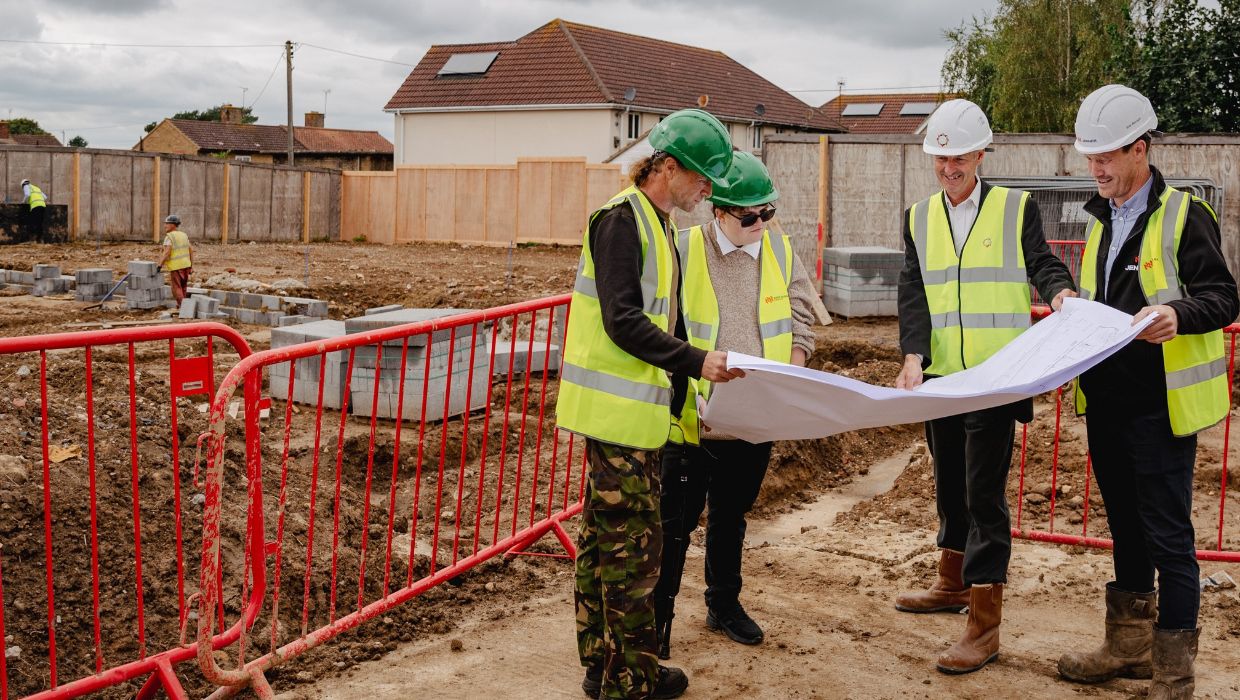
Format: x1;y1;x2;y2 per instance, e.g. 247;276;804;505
959;267;1029;283
912;200;931;275
760;317;793;339
1165;357;1227;391
771;234;791;283
931;311;1029;329
1001;188;1023;270
687;320;714;341
629;193;671;317
561;361;672;406
574;271;597;298
1152;191;1188;304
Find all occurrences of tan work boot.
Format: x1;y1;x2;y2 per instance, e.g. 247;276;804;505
1058;584;1155;683
1147;628;1198;700
936;583;1002;674
895;549;970;613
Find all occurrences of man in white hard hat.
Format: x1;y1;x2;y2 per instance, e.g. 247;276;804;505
20;178;48;242
1057;84;1237;700
893;98;1076;675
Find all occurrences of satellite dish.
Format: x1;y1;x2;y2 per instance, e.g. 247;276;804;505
624;87;637;102
697;94;710;108
754;103;766;116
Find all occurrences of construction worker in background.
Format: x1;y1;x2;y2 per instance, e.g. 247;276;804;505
20;178;47;242
1057;85;1238;699
653;152;818;658
556;108;743;700
894;99;1076;675
159;214;193;303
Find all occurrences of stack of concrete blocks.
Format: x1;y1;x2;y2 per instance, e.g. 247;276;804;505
0;269;35;292
206;290;329;327
822;246;902;318
178;293;226;320
125;261;172;310
266;320;350;409
74;268;114;302
345;309;492;421
490;304;566;377
32;264;72;297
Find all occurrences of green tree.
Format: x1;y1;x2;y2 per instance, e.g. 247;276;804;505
68;135;88;148
942;0;1134;131
1122;0;1240;131
6;117;48;135
144;104;258;132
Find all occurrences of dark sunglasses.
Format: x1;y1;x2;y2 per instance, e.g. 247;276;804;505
728;207;777;227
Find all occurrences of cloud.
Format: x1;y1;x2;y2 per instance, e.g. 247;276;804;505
41;0;169;16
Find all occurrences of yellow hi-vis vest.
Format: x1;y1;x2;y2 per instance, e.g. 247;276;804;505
165;229;192;271
555;186;676;450
909;186;1032;376
1074;186;1229;436
27;184;46;209
670;224;794;445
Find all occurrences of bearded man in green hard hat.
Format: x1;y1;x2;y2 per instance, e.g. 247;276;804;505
651;151;819;660
557;108;745;700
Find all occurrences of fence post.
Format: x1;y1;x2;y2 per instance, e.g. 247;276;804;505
152;156;162;243
302;171;311;243
72;151;80;241
221;164;230;244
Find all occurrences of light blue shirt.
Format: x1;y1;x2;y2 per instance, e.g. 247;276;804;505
1104;174;1154;294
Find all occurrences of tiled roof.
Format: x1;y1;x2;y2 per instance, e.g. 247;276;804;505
386;19;842;132
818;92;954;134
167;119;392;154
293;127;393;154
8;133;63;147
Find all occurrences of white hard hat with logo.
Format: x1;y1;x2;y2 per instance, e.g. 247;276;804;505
1074;84;1158;154
922;99;993;156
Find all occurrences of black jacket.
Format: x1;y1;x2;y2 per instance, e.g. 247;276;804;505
898;181;1077;423
1078;166;1239;416
588;204;708;415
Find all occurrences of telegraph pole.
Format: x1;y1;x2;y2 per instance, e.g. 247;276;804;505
285;40;295;165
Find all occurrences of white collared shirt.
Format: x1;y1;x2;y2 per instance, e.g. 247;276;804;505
945;177;981;256
713;220;761;260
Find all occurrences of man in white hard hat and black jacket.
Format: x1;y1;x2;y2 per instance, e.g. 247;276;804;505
1057;84;1238;700
893;98;1076;675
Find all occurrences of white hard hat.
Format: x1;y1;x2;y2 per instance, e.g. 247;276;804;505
20;178;29;186
922;99;993;156
1074;84;1158;154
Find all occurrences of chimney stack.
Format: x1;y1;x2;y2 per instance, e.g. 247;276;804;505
304;111;325;128
0;121;9;140
219;104;244;124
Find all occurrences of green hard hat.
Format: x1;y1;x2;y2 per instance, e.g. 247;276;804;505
708;151;779;207
648;109;734;188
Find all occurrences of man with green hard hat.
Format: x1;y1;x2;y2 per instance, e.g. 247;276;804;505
651;151;818;659
557;108;744;699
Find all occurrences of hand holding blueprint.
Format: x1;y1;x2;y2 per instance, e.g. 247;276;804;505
701;298;1156;442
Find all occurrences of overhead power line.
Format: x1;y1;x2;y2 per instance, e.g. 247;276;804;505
298;43;416;67
0;38;280;49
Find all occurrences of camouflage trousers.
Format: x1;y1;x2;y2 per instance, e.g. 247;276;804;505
575;438;663;699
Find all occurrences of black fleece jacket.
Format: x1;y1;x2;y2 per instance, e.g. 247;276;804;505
1078;166;1239;416
897;182;1077;423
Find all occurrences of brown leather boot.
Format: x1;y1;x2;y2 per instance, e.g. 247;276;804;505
1058;584;1155;683
936;583;1002;674
1147;628;1198;700
895;549;970;613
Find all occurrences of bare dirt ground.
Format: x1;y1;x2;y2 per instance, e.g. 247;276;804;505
0;241;1238;699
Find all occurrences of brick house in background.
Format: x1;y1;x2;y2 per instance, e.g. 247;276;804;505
817;92;955;134
136;106;394;170
0;121;63;146
386;18;844;165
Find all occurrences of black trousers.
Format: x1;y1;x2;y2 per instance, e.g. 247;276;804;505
654;439;772;612
24;206;46;242
926;405;1016;585
1086;405;1199;630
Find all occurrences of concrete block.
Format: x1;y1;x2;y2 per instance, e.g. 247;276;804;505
207;289;228;302
493;343;561;376
260;294;282;311
75;268;112;285
126;274;164;290
283;297;329;317
126;299;163;310
33;264;60;280
185;286;208;296
179;298;198;319
191;295;220;315
278;315;311;327
366;304;404;316
126;287;165;303
74;282;112;297
10;271;34;286
127;260;159;276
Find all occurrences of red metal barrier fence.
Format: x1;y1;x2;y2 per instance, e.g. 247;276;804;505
195;294;579;697
0;323;254;700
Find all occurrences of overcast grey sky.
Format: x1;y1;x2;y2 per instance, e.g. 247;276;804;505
0;0;999;149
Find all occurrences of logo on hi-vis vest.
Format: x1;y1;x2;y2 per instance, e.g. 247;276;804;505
1143;258;1157;270
764;294;789;304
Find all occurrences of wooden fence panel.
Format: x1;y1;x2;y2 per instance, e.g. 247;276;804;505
395;167;427;243
424;168;457;243
516;160;552;243
453;168;487;243
546;159;586;245
485;167;517;244
271;168;303;241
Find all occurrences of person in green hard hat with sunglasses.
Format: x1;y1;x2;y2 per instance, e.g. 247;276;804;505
653;151;819;658
557;108;745;700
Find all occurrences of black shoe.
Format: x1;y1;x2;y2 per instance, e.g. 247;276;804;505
582;664;602;698
706;605;764;645
651;665;689;699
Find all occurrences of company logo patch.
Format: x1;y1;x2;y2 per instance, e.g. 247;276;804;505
1143;258;1156;270
764;294;789;304
936;133;950;147
982;238;992;247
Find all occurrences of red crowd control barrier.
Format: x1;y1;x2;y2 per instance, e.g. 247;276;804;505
196;295;579;697
0;323;254;700
1014;307;1240;563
